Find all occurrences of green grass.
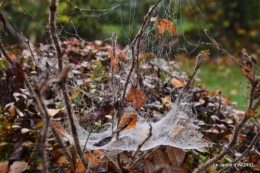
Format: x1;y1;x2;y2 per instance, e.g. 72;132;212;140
180;62;250;110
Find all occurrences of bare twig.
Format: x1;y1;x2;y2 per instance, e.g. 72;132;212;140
130;0;163;87
217;130;260;173
131;124;152;160
178;51;208;103
48;0;89;170
49;0;63;71
204;29;240;66
34;76;53;173
193;49;257;173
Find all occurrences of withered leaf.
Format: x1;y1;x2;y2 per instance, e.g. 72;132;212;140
157;19;176;35
143;160;155;173
169;125;183;137
246;108;256;118
125;85;147;110
9;161;28;173
153;149;170;167
166;146;184;167
0;161;8;173
171;78;184;87
117;114;138;130
93;136;112;147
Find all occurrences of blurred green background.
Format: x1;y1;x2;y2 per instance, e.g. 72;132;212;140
2;0;260;109
3;0;260;52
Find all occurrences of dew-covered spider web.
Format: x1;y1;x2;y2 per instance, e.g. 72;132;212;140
2;0;249;151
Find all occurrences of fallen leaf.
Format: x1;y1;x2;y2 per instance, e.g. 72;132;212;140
56;156;68;166
85;153;99;168
47;108;63;116
166;146;184;167
246;108;256;118
51;120;73;143
125;85;147;110
143;160;154;173
9;161;28;173
157;19;176;35
0;161;8;173
171;78;184;87
169;125;183;137
153;149;170;166
117;114;138;130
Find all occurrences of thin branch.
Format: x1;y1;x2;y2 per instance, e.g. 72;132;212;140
131;124;152;160
204;29;240;66
34;77;53;173
217;130;260;173
178;51;208;103
193;49;257;173
130;0;163;87
48;0;89;170
49;0;63;71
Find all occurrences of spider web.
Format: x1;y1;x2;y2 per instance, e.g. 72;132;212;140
1;0;249;151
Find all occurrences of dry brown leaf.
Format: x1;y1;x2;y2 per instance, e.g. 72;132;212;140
47;108;63;116
56;156;68;166
157;19;176;35
169;125;183;137
143;160;155;173
75;159;85;173
117;114;138;130
171;78;184;87
166;146;184;167
153;149;170;167
110;54;119;72
246;108;256;118
51;120;72;143
0;161;8;173
9;161;28;173
125;85;147;109
85;153;99;168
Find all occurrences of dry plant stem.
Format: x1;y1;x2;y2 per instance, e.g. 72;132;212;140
49;0;89;170
0;0;6;9
61;85;89;170
193;64;256;173
131;124;152;160
34;80;52;173
49;0;63;71
217;130;260;173
0;38;72;162
50;125;72;161
178;52;208;104
130;0;162;85
204;30;240;66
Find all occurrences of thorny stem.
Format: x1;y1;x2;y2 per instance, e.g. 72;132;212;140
49;0;63;71
48;0;89;170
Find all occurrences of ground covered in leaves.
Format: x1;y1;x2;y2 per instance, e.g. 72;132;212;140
0;38;260;173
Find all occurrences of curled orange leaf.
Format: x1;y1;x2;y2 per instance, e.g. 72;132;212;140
117;113;138;130
171;78;184;87
156;19;176;35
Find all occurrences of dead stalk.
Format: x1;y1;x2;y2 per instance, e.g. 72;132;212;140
48;0;89;170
